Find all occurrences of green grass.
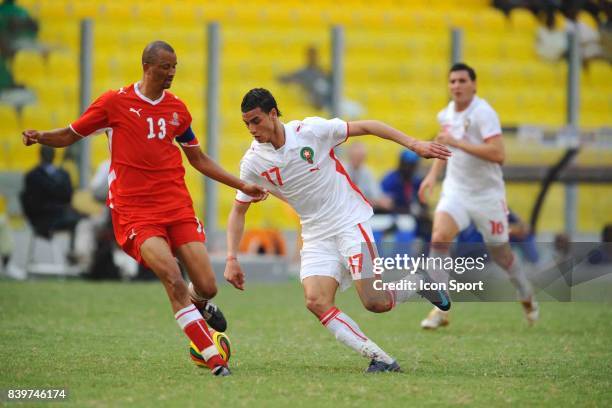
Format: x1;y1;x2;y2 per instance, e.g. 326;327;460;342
1;280;611;407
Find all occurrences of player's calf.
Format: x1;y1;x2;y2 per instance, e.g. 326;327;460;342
188;282;227;332
159;269;191;311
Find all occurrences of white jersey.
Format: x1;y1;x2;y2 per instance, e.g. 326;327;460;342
236;117;373;241
437;95;505;198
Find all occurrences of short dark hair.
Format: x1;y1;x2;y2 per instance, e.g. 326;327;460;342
241;88;282;116
449;62;476;81
142;41;175;65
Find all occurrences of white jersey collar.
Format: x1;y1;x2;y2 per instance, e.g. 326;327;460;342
134;82;165;105
255;123;296;152
453;95;480;114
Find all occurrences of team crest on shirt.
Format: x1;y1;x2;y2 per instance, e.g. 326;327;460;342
169;112;180;126
463;118;471;132
300;147;314;164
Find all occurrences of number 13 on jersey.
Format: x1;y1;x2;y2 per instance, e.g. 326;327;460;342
146;117;167;139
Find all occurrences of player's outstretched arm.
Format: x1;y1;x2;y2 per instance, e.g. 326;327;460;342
224;200;250;291
436;129;505;164
22;127;82;147
347;120;451;160
182;147;268;201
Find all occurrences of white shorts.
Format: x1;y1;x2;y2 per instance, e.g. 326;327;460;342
300;221;378;291
436;191;509;244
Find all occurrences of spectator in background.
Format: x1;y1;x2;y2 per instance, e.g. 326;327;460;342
536;9;568;61
535;3;604;65
587;224;612;265
85;158;123;280
0;54;13;91
278;46;330;111
380;149;432;243
20;146;83;255
0;0;38;106
563;2;604;65
345;142;392;213
381;150;424;214
277;45;363;118
0;0;38;62
90;159;111;204
553;232;571;260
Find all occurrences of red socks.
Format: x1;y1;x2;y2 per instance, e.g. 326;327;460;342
175;304;225;369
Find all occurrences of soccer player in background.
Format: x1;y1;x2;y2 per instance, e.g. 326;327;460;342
21;41;267;376
224;88;452;372
418;63;539;330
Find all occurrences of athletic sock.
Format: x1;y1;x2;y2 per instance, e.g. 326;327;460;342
175;304;225;369
385;273;421;308
504;255;533;300
428;247;450;287
319;306;394;364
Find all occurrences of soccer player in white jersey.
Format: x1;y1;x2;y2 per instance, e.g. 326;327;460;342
418;63;539;329
225;88;452;372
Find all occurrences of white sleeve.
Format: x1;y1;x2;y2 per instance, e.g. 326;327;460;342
235;158;258;203
306;117;349;149
436;108;447;126
476;107;502;139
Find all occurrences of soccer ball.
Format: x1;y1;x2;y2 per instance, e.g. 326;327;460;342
189;329;231;367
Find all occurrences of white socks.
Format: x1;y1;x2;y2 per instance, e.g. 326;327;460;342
503;256;533;300
427;248;450;287
319;306;394;364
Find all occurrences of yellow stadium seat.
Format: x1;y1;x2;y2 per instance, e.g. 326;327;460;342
509;8;537;31
12;50;45;85
449;10;478;30
47;51;78;79
36;0;71;19
70;1;100;19
474;8;508;32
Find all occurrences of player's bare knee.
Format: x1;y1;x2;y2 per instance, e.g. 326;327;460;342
363;299;391;313
305;296;331;317
194;282;217;300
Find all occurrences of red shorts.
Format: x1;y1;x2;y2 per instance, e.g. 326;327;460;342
111;210;206;265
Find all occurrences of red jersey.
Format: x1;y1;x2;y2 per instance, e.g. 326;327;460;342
70;83;199;222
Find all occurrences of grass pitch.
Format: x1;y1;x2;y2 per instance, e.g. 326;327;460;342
1;280;611;407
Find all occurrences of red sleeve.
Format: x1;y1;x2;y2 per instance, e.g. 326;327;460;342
176;102;192;136
70;91;113;137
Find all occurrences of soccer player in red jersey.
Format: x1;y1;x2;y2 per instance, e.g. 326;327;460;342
21;41;267;376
